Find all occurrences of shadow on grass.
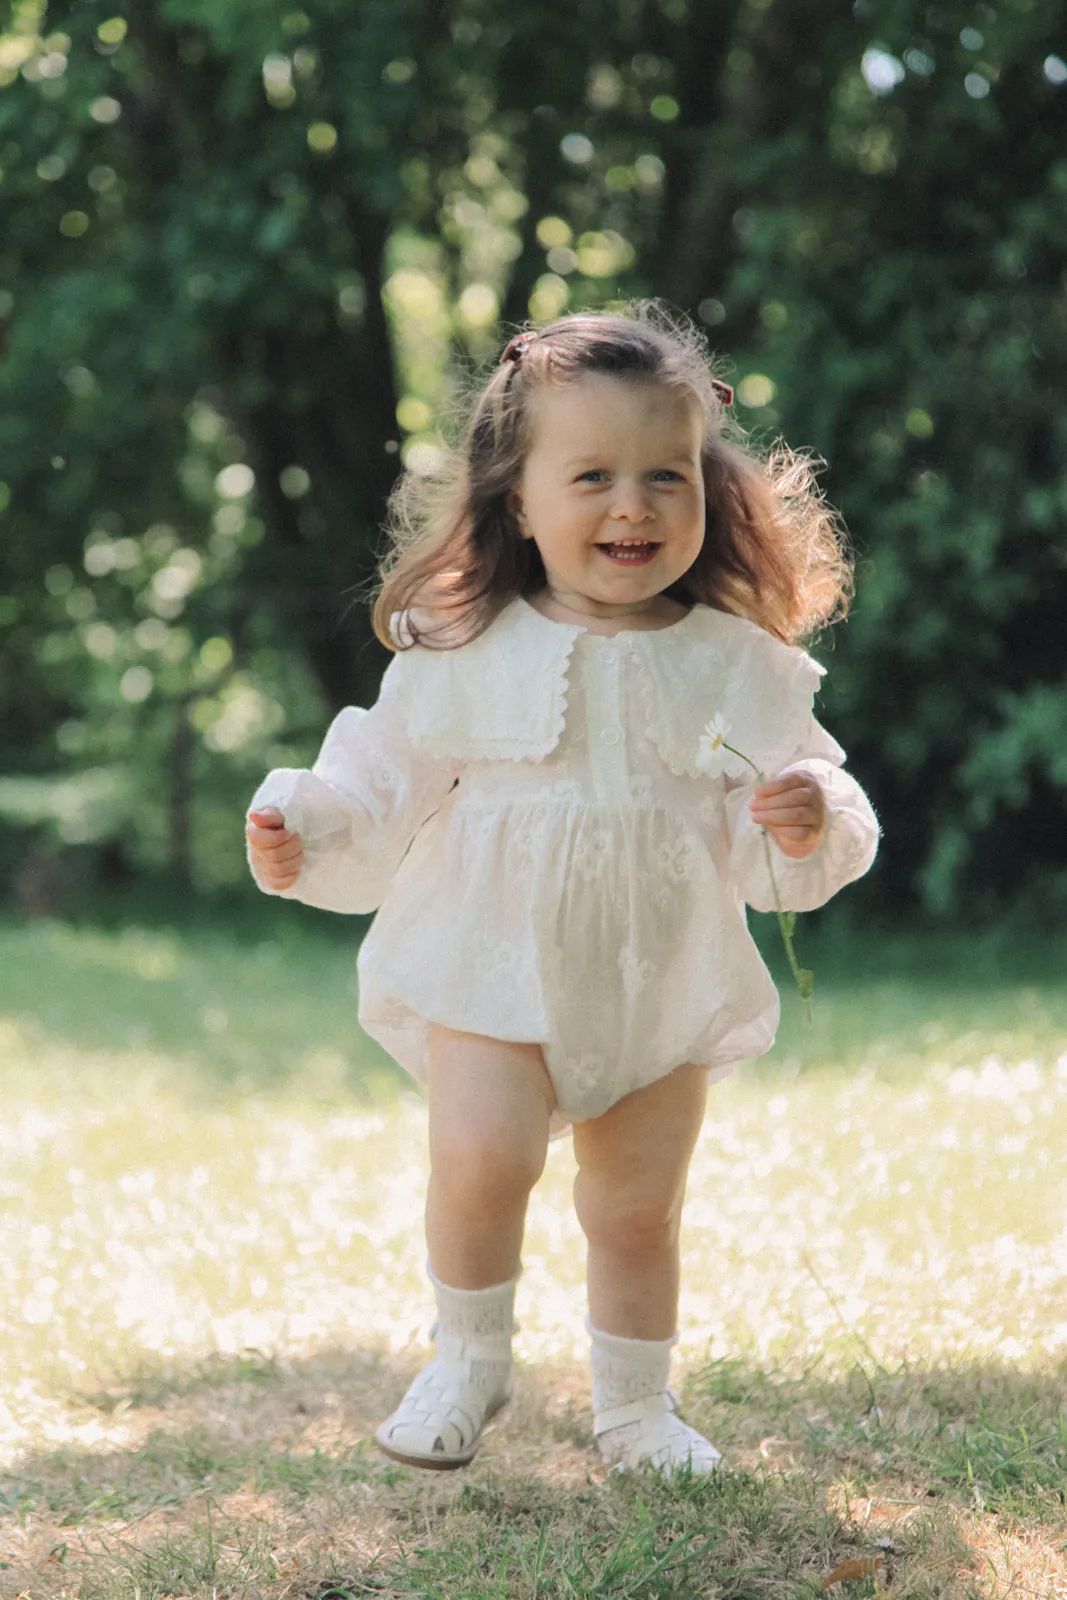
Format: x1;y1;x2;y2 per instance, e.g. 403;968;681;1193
1;1347;1064;1599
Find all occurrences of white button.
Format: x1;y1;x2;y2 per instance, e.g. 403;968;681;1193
600;728;621;746
597;646;617;664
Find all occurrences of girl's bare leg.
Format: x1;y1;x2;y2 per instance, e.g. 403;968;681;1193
572;1061;709;1339
572;1063;720;1473
376;1026;556;1470
425;1023;556;1289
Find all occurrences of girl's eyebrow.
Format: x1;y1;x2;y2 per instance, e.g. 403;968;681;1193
561;448;698;469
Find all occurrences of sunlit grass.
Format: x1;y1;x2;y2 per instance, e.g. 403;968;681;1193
1;913;1066;1597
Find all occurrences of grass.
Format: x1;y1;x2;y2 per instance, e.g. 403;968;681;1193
1;907;1066;1598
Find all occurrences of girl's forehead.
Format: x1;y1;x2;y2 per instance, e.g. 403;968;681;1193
525;373;702;450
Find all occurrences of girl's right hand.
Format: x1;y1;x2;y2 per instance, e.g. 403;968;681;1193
246;807;305;890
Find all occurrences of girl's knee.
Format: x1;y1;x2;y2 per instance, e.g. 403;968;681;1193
432;1126;545;1209
574;1170;684;1255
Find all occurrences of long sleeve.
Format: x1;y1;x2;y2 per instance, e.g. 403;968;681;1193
724;714;879;913
246;653;459;914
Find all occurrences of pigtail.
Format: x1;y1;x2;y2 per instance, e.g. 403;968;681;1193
685;439;851;645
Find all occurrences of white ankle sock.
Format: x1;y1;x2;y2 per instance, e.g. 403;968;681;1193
589;1322;722;1475
589;1323;676;1413
374;1269;518;1467
430;1266;518;1342
429;1266;517;1388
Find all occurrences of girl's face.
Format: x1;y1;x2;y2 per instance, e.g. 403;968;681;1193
507;374;706;620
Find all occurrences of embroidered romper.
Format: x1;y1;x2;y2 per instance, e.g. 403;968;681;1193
247;598;879;1130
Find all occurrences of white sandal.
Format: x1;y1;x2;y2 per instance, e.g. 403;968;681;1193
594;1390;723;1476
375;1332;513;1470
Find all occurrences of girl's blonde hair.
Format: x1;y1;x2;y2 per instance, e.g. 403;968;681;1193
371;301;851;652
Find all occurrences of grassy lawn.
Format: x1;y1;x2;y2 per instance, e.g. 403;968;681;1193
1;909;1065;1598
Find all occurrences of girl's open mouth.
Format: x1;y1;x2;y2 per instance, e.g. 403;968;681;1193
596;541;660;565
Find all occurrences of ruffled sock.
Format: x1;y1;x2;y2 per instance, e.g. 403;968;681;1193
590;1322;723;1475
374;1268;516;1469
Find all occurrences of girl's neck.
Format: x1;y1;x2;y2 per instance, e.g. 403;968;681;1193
528;589;690;635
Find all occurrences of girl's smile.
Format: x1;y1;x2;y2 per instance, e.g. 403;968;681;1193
508;374;706;623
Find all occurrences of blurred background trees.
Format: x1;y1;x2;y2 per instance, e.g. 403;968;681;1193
1;0;1064;921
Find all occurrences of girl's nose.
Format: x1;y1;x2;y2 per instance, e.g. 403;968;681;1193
609;481;654;522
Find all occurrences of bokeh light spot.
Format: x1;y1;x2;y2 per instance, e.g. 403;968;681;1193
215;464;255;500
200;637;233;674
89;96;122;124
307;121;337;153
737;373;777;407
456;283;498;328
279;465;311;499
536;216;572;249
560;133;594;164
96;18;127;45
649;94;680;121
862;48;905;95
396;397;432;433
120;667;154;704
529;274;569;322
37;155;66;182
634;154;665;186
382;58;416;84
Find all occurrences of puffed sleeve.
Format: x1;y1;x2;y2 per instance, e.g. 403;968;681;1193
724;714;879;913
246;652;459;914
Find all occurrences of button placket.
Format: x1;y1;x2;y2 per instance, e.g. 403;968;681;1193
583;641;630;805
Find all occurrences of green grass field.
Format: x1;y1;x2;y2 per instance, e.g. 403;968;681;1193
1;909;1066;1599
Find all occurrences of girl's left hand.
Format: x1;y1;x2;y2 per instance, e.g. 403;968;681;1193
750;774;828;859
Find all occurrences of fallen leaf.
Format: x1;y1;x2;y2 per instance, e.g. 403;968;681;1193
822;1555;886;1588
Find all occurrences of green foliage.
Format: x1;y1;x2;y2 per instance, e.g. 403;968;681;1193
1;0;1065;915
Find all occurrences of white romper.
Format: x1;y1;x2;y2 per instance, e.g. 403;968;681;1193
247;597;879;1128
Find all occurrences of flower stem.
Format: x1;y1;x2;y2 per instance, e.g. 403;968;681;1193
723;741;814;1025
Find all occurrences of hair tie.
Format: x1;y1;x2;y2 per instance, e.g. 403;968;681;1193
500;332;539;366
711;379;734;406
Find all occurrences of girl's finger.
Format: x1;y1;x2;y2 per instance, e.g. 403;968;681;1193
247;816;300;842
249;808;286;828
755;806;825;832
255;843;303;868
753;777;813;798
246;823;292;850
753;794;820;817
751;798;820;820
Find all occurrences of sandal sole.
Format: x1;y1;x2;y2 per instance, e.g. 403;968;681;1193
375;1436;479;1470
374;1393;510;1472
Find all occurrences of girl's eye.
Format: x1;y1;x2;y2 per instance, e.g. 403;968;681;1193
650;469;683;482
577;469;607;482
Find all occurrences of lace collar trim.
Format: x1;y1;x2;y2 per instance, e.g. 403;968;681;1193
393;596;823;773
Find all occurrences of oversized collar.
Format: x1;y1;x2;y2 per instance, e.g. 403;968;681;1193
390;596;825;776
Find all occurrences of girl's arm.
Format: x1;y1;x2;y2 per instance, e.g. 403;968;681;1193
245;656;459;914
723;717;879;913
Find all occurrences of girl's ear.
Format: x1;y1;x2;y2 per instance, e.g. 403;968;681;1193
506;488;530;535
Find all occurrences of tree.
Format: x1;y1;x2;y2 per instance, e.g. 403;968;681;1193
1;0;1064;916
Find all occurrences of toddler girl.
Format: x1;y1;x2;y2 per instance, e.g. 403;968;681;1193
246;305;878;1476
